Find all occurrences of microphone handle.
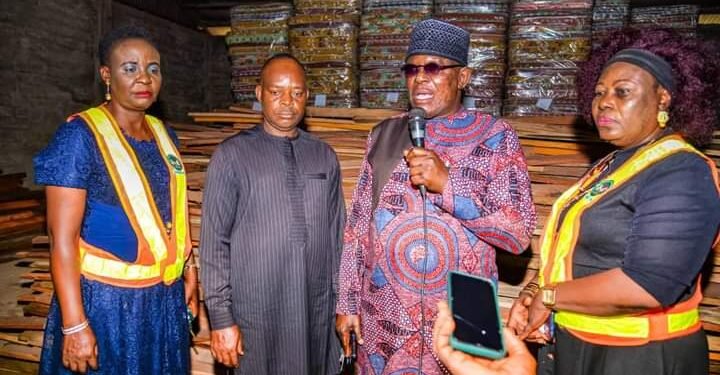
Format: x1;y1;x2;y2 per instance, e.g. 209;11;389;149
411;139;427;197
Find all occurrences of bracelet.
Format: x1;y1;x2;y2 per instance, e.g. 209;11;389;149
62;320;89;335
519;281;540;297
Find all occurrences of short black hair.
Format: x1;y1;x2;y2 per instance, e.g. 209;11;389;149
259;53;306;83
99;25;158;66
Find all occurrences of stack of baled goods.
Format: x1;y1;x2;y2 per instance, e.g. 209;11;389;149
358;0;432;109
226;3;292;106
289;0;361;108
435;0;510;116
631;5;700;38
590;0;630;50
504;0;592;117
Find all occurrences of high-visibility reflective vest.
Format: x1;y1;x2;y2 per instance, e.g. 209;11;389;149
76;105;190;287
539;135;720;346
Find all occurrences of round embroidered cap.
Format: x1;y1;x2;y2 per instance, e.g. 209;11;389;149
406;19;470;66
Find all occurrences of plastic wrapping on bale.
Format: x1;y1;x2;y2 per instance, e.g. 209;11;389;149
591;0;630;50
294;0;361;15
508;38;590;69
227;3;292;107
631;5;699;38
504;0;592;117
435;1;510;15
289;13;360;108
363;0;433;11
435;0;510;116
360;68;406;90
462;97;503;115
360;90;409;109
358;0;432;108
503;98;580;116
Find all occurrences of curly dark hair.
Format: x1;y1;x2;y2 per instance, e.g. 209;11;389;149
578;28;720;146
99;25;158;66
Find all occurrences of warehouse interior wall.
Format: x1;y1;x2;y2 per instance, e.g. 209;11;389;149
0;0;232;185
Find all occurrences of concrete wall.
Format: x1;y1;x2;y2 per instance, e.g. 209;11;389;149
0;0;231;184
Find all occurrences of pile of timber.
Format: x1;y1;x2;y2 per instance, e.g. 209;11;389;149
0;172;44;372
0;236;217;374
0;236;47;373
0;172;45;252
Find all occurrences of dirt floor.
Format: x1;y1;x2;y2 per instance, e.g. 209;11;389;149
0;250;27;318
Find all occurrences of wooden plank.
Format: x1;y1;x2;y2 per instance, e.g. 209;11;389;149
20;272;51;281
0;332;42;348
17;293;51;306
0;200;41;212
0;342;41;362
0;317;45;331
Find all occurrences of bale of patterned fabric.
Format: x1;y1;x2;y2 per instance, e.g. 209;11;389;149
358;0;431;109
591;0;629;50
436;1;510;116
294;0;361;15
289;13;360;108
631;5;699;38
504;0;592;117
226;3;293;106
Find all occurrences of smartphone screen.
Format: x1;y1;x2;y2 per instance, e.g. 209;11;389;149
449;272;503;351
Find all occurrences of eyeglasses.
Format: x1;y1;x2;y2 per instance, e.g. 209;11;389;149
400;63;464;77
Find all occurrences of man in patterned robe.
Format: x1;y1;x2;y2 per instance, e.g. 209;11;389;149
335;19;537;374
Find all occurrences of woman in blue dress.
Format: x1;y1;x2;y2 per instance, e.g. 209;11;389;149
34;26;198;374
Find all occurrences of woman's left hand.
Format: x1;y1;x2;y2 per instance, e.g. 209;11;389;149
184;264;199;318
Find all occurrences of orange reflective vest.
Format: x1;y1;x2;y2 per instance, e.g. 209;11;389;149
539;135;720;346
76;105;190;288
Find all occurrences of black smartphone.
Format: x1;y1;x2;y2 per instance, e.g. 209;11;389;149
447;271;505;359
338;332;356;375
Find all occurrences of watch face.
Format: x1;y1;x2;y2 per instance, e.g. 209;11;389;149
542;288;555;307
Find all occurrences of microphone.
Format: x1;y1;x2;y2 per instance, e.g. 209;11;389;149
408;108;427;197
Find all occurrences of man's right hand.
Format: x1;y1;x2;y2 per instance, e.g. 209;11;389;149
62;327;98;373
210;325;244;369
335;314;364;356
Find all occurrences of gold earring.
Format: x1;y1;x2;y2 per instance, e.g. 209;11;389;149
657;110;669;129
105;81;112;102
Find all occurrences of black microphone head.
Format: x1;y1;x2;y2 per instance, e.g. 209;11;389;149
408;107;426;121
408;107;427;148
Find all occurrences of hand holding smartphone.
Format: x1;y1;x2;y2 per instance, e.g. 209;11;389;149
338;332;356;375
447;271;505;359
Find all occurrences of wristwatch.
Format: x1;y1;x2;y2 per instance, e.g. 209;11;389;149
541;285;557;309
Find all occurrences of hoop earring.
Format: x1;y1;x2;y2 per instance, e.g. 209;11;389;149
105;81;112;102
657;110;669;129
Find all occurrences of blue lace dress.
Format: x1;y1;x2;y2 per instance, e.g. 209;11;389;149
34;116;189;375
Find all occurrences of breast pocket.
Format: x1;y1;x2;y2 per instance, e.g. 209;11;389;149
303;172;330;226
305;173;327;180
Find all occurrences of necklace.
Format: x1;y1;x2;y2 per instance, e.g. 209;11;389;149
560;151;618;213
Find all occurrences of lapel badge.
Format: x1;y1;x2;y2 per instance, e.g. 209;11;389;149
167;154;184;173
